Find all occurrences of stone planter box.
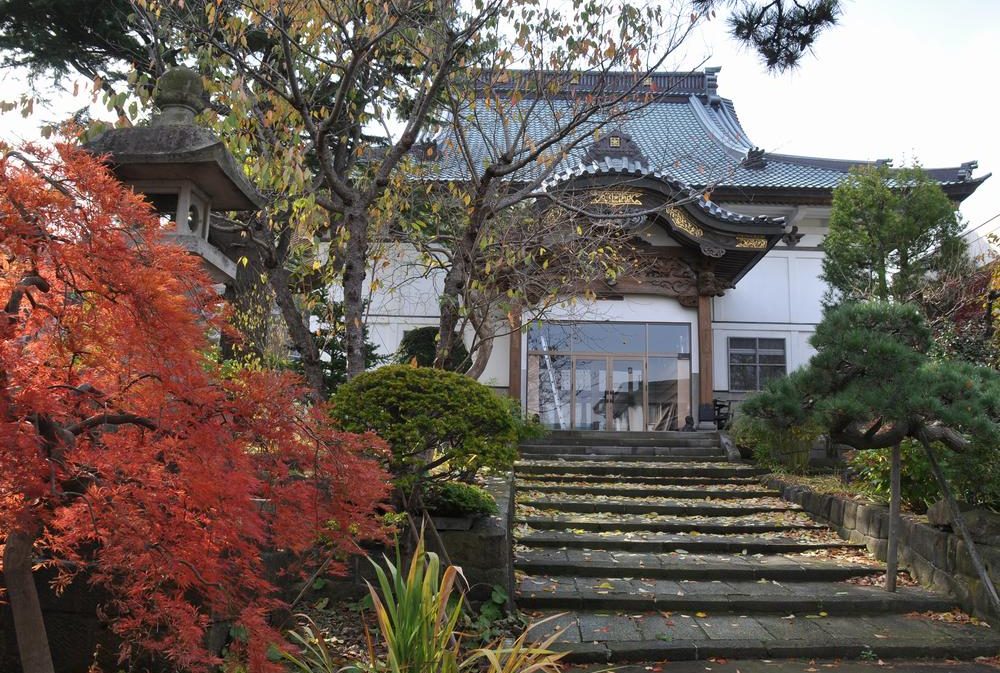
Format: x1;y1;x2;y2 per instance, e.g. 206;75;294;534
431;515;477;531
767;475;1000;619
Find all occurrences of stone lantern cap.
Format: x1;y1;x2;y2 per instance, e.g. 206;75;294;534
85;68;262;211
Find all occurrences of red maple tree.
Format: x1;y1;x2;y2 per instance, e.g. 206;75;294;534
0;141;391;673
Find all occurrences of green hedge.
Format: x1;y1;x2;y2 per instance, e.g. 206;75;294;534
423;482;498;517
330;365;518;480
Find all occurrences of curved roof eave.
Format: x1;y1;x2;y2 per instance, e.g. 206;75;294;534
539;158;786;231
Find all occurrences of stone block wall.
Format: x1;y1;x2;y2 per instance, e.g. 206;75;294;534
438;475;515;605
768;477;1000;619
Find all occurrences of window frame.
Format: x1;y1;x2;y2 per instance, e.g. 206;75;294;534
727;336;787;392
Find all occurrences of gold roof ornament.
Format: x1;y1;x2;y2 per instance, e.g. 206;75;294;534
735;235;768;249
666;207;703;238
590;188;644;207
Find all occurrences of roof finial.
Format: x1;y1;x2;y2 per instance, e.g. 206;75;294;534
705;66;721;104
153;67;206;126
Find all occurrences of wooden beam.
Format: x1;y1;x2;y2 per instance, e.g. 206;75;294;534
698;294;713;406
508;309;522;401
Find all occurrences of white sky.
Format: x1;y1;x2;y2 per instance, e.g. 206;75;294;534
2;0;998;245
684;0;1000;248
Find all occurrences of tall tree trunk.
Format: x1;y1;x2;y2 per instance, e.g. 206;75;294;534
343;211;370;380
436;259;467;369
4;527;55;673
464;329;495;380
436;222;483;368
270;267;325;400
885;443;901;592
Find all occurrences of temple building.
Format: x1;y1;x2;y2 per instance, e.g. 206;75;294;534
363;68;988;431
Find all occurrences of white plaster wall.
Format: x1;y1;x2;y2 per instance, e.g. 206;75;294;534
709;205;829;392
713;248;826;325
365;243;445;318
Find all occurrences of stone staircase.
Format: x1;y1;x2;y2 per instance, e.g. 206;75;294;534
514;432;1000;663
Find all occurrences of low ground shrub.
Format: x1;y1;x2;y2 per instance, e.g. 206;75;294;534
728;412;820;474
424;482;498;518
330;365;518;481
848;438;1000;513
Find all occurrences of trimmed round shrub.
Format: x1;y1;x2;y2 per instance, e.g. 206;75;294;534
330;365;518;480
395;326;470;372
424;482;498;518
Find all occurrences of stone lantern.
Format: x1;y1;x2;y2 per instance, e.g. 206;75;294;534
86;67;262;285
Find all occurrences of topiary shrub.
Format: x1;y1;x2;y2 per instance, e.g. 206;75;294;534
396;326;471;372
330;365;518;481
423;482;498;518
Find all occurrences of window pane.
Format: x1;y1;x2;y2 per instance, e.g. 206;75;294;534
572;322;645;354
527;323;572;352
573;358;608;430
759;353;786;365
526;354;572;429
759;365;787;388
729;365;757;391
648;324;690;354
759;338;786;351
729;352;756;365
729;337;757;350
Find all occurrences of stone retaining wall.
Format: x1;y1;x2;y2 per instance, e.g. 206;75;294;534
438;474;515;605
767;476;1000;618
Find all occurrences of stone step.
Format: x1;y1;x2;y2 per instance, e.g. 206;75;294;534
516;482;780;499
516;496;797;516
517;454;729;463
515;548;883;582
517;575;954;614
517;473;762;486
525;611;1000;663
520;444;723;457
563;662;1000;673
516;530;861;555
515;462;766;478
526;431;718;447
516;514;825;535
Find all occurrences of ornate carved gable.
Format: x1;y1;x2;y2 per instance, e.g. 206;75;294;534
584;131;648;165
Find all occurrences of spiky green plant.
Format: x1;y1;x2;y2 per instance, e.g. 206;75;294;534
279;616;340;673
283;535;566;673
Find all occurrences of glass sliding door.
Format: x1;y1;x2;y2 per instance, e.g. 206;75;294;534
573;359;607;430
526;321;693;432
526;353;572;430
647;356;691;431
610;358;644;431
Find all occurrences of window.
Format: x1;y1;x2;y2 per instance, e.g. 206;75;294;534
728;337;786;391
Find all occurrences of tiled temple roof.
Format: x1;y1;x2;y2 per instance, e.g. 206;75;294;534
419;68;988;201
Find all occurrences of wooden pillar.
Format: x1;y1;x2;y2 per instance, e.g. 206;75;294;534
508;308;522;401
697;294;713;406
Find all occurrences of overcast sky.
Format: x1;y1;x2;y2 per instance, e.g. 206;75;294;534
683;0;1000;249
2;1;997;246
